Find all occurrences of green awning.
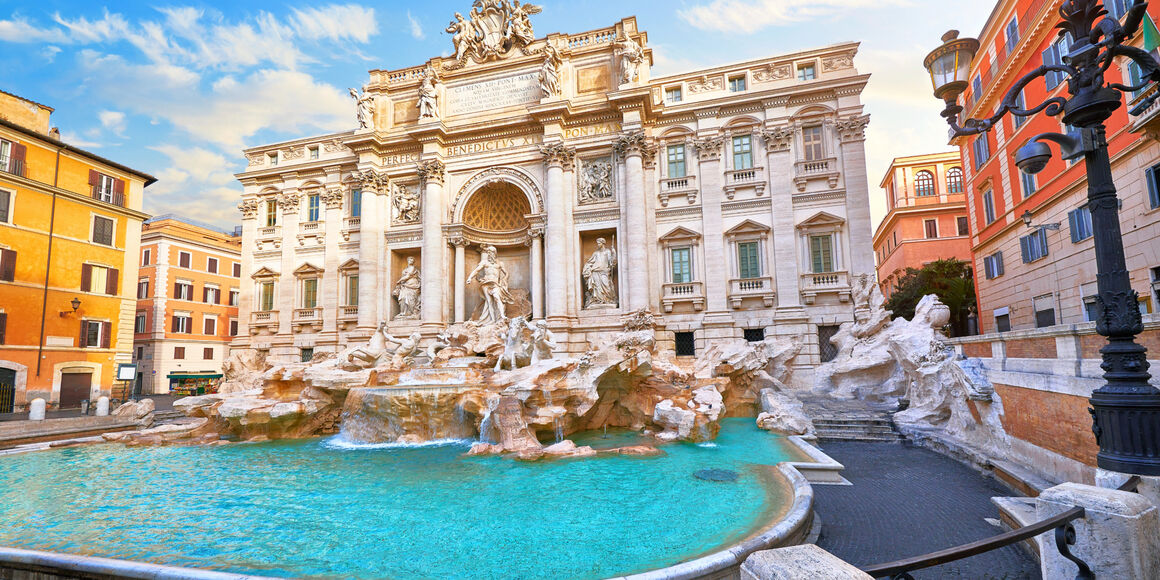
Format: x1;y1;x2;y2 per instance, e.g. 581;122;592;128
1143;13;1160;52
166;373;223;379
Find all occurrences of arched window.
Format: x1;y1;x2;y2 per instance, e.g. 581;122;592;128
915;170;936;197
946;167;964;194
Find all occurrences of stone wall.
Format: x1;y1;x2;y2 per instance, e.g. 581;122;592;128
948;314;1160;486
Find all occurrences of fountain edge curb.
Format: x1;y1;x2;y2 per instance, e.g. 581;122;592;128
0;546;281;580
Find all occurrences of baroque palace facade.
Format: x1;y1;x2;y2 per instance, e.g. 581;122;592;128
233;9;874;377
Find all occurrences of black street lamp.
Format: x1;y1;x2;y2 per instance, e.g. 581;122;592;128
925;0;1160;475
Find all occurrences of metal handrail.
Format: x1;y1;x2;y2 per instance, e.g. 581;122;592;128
860;476;1140;579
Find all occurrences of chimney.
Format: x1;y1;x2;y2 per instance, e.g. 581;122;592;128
49;127;61;140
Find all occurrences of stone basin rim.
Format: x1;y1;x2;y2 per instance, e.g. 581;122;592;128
0;436;835;580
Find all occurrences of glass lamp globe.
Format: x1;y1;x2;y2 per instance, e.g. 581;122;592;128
924;30;980;102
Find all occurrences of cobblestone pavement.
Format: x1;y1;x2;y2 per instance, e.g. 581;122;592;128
813;441;1041;579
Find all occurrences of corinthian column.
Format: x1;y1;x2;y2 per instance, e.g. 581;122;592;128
418;159;446;328
615;131;648;310
356;171;387;329
450;236;467;323
527;227;544;319
540;143;574;321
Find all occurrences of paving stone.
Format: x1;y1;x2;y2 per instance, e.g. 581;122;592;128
813;441;1041;579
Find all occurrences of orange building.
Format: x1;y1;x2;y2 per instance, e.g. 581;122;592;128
0;90;154;411
134;217;242;395
953;0;1160;333
873;152;973;300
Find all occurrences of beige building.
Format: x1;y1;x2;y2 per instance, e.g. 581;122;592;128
232;10;875;378
134;216;242;395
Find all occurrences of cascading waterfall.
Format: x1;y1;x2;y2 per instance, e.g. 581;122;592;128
544;387;563;444
477;396;499;444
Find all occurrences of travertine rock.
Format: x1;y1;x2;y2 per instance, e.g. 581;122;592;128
755;389;815;437
112;398;155;421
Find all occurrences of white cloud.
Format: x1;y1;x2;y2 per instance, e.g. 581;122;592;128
0;14;68;42
292;5;379;43
98;110;126;136
40;45;61;62
679;0;909;33
407;11;424;40
56;130;103;148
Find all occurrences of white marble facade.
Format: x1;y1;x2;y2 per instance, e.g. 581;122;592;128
232;13;875;376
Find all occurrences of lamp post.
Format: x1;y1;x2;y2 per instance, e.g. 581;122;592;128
925;0;1160;475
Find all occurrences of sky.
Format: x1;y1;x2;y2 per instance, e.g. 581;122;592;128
0;0;993;230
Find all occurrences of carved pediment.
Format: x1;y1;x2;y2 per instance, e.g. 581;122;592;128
796;211;846;231
293;262;324;278
338;259;360;272
725;219;771;238
251;267;280;280
659;225;702;244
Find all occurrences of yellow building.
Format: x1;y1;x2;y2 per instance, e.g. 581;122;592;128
0;90;154;411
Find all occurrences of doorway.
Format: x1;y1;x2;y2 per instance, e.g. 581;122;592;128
59;372;93;409
0;368;15;413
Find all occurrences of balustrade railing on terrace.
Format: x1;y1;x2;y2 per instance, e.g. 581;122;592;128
294;308;320;321
726;167;763;184
257;226;281;239
1129;83;1160;130
340;306;358;319
794;158;836;177
251;311;277;323
663;281;702;297
567;27;617;49
729;277;772;294
344;217;361;230
660;175;696;190
300;221;321;233
801;270;848;289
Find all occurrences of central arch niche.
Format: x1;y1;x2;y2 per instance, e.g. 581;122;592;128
461;181;531;233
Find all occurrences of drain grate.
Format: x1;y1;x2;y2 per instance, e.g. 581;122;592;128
694;468;739;482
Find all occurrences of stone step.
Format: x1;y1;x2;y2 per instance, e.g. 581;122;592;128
813;419;894;428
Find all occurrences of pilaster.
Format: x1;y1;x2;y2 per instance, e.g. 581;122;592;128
836;114;875;276
615;131;648;310
541;143;574;321
418;159;447;329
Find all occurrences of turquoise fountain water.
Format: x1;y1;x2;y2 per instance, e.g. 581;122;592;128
0;418;801;579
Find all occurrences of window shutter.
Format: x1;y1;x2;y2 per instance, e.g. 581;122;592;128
996;252;1004;276
174;283;181;299
105;268;118;295
171;316;179;333
101;321;111;348
214;288;221;305
0;312;6;344
1020;236;1031;263
88;170;99;198
1068;210;1079;243
1148;167;1159;208
79;320;88;348
113;179;125;206
202;287;208;303
80;264;92;292
10;143;25;162
0;248;15;281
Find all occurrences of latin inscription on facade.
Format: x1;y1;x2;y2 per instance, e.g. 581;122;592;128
447;72;540;116
563;123;621;140
383;152;420;166
448;135;544;157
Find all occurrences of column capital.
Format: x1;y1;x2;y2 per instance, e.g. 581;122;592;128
835;114;870;143
692;136;724;160
418;159;446;186
276;191;300;210
237;199;260;220
761;126;794;153
614;131;646;157
539;143;576;168
320;188;344;210
524;226;545;246
351;169;390;195
448;234;469;248
641;141;658;170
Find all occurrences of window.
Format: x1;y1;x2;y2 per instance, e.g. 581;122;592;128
136;346;143;360
802;126;824;161
265;200;277;227
80;320;109;348
729;76;746;92
258;282;275;311
983;251;1004;279
174;346;185;360
818;325;840;362
1106;0;1131;20
229;319;239;336
1043;34;1073;90
95;173;116;203
172;314;192;334
0;247;15;283
309;146;319;160
178;251;191;269
915;170;935;196
732;135;753;170
268;153;278;166
674;332;696;356
1081;281;1099;322
0;139;24;176
136;279;149;299
737;241;760;279
207;257;218;274
302;279;318;308
1145;163;1160;209
810;234;834;273
671;247;692;283
346;275;359;307
1013;90;1028;129
350;189;362;218
983;190;996;224
203;286;221;304
1020;228;1050;262
300;348;315;362
142;249;151;266
665;86;682;103
1069;205;1093;242
957;216;970;236
92;216;114;246
229;289;240;307
203;316;217;336
797;63;816;81
994;310;1011;333
134;312;146;333
1034;294;1056;328
945;167;963;194
1020;171;1037;199
972;75;983;102
924;219;938;239
1005;16;1019;55
174;281;193;301
233;262;241;277
666;144;686;178
972;135;991;170
307;194;320;222
204;347;214;360
81;264;118;295
743;328;765;342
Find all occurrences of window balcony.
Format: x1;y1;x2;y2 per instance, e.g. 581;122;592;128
293;307;322;332
800;271;851;305
793;157;840;192
249;310;278;335
257;225;281;240
340;306;359;320
658;175;698;207
724;167;766;198
728;277;776;309
662;281;705;312
1129;83;1160;136
344;217;361;230
299;221;322;233
0;156;25;178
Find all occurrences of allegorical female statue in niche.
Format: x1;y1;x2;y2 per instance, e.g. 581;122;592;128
583;237;618;308
393;256;422;319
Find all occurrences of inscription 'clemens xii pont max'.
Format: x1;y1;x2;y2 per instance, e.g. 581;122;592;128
447;72;541;116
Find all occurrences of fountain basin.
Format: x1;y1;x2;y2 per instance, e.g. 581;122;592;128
0;419;824;579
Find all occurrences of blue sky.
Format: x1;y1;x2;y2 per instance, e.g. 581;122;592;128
0;0;992;228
